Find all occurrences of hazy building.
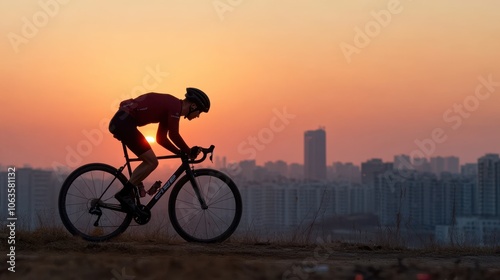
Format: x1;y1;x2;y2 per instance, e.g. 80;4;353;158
215;156;227;170
0;168;58;230
461;163;478;177
349;185;365;214
264;160;288;178
430;157;446;175
288;163;304;180
441;173;476;224
394;155;412;171
477;154;500;217
413;157;431;173
361;159;392;186
238;181;331;234
334;184;349;215
436;217;500;246
238;160;257;181
446;156;460;174
331;162;361;184
377;171;442;227
304;128;327;181
430;156;460;176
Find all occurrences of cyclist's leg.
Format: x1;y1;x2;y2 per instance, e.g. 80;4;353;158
109;111;156;211
109;110;158;187
117;132;155;191
128;149;159;185
116;145;157;213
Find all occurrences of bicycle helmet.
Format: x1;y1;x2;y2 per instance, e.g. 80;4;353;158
185;87;210;113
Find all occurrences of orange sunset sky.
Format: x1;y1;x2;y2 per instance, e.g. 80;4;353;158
1;1;499;170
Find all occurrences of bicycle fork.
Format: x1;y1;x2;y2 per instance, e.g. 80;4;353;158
185;168;208;209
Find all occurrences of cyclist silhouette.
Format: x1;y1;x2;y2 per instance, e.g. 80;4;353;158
108;88;210;214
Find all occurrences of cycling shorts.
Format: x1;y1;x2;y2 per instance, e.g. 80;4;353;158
109;110;151;156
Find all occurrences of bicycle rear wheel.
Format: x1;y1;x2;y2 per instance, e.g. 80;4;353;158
169;169;242;243
58;163;132;242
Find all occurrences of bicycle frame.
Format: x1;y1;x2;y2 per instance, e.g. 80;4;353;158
117;143;210;211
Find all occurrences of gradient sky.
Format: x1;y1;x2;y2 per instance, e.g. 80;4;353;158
1;1;499;171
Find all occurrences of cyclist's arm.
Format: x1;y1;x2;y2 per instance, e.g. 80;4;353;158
166;118;190;154
156;116;190;154
156;121;181;154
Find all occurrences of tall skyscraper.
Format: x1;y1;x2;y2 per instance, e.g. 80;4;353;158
477;154;500;217
304;128;326;181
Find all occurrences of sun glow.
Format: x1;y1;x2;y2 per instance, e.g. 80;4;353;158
146;136;155;143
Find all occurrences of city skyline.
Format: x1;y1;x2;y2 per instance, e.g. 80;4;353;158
1;149;496;171
3;150;498;246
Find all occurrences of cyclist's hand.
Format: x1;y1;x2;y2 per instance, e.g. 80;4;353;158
189;146;201;159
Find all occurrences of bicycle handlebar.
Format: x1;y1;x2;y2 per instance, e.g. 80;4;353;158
187;145;215;164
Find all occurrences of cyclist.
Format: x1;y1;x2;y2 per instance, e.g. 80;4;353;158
108;88;210;213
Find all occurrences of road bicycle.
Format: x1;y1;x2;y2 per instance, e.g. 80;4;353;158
58;143;242;243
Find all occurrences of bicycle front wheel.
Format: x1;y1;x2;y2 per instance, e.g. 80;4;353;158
169;169;242;243
58;163;132;242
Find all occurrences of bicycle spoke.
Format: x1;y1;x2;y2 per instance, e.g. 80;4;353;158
207;208;230;227
66;208;87;217
90;172;97;198
64;202;88;207
206;205;235;211
66;193;88;201
176;198;199;207
72;183;89;200
208;191;233;206
180;184;196;199
72;208;88;225
193;210;204;238
100;171;105;197
77;175;93;197
177;207;204;224
205;181;224;205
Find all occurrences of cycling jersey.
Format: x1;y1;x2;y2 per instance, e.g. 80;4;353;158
120;93;180;126
110;93;190;156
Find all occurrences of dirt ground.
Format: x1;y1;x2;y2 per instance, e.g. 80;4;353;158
2;233;500;280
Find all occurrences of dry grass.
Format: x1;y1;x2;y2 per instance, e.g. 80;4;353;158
2;221;499;255
0;226;80;250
